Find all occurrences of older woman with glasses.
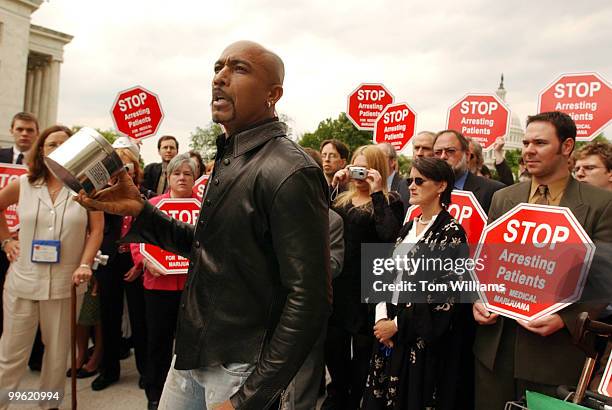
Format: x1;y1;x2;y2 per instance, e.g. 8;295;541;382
362;157;469;410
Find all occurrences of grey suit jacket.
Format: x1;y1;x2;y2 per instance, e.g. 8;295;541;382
474;177;612;386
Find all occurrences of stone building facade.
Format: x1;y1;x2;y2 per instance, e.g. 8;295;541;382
0;0;71;144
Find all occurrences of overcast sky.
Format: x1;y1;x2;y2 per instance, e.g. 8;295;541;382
32;0;612;164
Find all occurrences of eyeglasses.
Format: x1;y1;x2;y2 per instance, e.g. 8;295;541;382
433;147;459;157
406;177;428;186
321;153;339;160
574;165;606;173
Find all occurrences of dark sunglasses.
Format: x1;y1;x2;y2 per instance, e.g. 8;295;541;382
406;177;427;186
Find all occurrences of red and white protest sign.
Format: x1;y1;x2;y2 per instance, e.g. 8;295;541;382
598;353;612;397
0;164;28;232
446;93;510;151
347;83;394;130
404;190;487;255
111;85;164;141
538;72;612;141
373;103;417;153
140;198;201;274
192;175;209;202
472;204;595;322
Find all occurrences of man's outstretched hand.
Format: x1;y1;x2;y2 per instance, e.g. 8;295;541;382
74;170;145;217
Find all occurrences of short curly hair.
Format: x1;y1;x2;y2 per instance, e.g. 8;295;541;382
574;141;612;171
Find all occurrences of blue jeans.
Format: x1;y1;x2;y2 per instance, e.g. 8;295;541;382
159;355;254;409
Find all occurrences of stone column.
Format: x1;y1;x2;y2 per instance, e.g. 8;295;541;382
39;62;51;129
25;69;35;113
46;60;61;126
32;66;43;119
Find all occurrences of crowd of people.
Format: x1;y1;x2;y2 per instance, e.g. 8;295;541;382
0;40;610;410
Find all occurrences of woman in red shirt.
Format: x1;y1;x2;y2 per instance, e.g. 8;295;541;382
130;153;198;409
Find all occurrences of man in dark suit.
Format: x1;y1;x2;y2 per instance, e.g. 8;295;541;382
377;142;409;212
472;111;612;409
433;129;505;213
0;112;38;164
431;129;505;409
142;135;179;195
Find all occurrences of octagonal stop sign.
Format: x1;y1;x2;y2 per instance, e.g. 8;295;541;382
140;198;201;274
446;93;510;151
473;204;595;322
347;83;394;130
0;164;28;232
111;85;164;141
538;72;612;142
374;103;417;153
192;175;210;202
404;190;486;256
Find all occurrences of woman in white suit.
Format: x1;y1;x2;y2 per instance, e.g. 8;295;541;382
0;125;104;409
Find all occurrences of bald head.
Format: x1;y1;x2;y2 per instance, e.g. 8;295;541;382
212;41;285;136
222;41;284;85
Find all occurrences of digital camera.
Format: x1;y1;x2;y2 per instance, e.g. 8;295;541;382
348;166;368;180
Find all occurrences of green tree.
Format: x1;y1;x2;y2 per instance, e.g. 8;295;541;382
575;133;607;151
298;112;373;155
503;148;522;178
189;122;223;161
397;155;412;178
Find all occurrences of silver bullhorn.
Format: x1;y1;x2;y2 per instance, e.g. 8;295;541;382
44;127;124;195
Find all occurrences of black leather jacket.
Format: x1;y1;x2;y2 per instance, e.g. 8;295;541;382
124;120;331;409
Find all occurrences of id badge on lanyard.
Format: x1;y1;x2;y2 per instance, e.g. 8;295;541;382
31;240;61;263
30;196;66;264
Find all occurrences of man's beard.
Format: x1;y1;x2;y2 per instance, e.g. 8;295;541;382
453;155;468;175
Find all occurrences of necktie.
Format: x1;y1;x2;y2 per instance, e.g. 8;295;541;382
156;167;167;194
535;185;549;205
16;153;23;165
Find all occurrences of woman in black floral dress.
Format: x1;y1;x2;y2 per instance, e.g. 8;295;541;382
362;158;469;410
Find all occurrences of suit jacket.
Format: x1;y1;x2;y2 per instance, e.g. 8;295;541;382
462;171;505;214
0;147;14;164
142;162;163;193
474;177;612;386
390;171;410;214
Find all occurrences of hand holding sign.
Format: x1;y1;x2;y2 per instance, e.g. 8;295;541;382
473;204;595;322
